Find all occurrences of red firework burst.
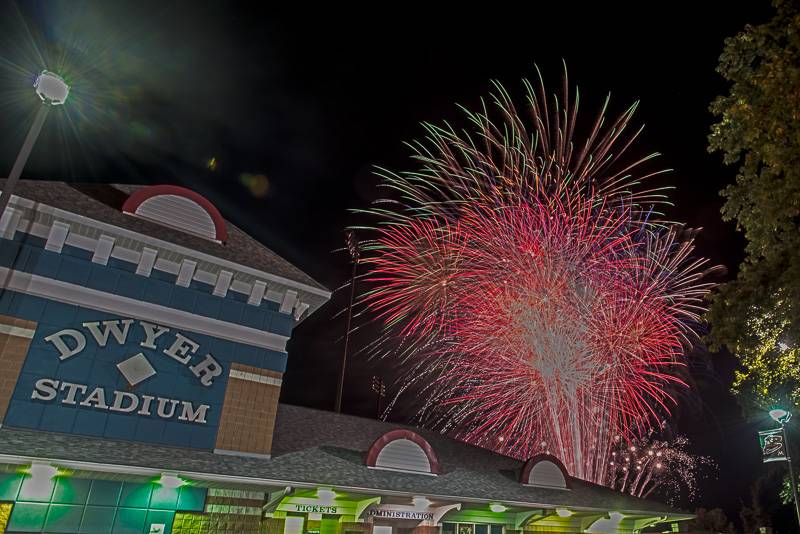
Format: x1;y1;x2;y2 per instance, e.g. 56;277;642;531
357;70;715;483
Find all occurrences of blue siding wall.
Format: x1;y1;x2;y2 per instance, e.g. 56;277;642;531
0;235;295;449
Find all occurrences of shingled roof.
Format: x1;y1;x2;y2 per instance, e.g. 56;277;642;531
0;404;686;517
0;179;327;292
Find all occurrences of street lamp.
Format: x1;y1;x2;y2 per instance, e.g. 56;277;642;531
34;70;70;106
770;407;800;528
335;230;359;413
770;408;792;425
0;70;70;219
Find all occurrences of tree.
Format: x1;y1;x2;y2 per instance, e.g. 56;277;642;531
689;508;735;534
739;471;788;533
706;0;800;413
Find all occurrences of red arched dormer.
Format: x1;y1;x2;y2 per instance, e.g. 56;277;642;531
122;185;228;243
520;453;571;489
365;429;441;475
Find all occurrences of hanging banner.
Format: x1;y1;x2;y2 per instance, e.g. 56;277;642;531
759;428;787;463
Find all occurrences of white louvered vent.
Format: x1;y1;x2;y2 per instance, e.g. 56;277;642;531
527;460;567;488
374;439;432;473
132;194;217;241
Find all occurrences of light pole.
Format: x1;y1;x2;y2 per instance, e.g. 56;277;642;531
372;375;386;418
0;70;70;219
335;230;359;413
770;408;800;528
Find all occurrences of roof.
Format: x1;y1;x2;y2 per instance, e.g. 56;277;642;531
0;179;327;292
270;405;685;515
0;404;685;517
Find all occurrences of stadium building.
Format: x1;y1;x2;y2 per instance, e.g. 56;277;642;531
0;181;691;533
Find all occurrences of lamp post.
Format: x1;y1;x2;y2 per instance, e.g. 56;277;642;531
372;375;386;418
770;408;800;528
0;70;70;219
335;230;359;413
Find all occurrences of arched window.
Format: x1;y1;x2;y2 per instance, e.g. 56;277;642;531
520;454;570;489
365;429;440;475
122;185;228;243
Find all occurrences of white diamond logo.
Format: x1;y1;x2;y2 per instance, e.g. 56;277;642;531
117;353;157;386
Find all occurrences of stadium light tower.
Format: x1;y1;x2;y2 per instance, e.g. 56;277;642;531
0;70;70;218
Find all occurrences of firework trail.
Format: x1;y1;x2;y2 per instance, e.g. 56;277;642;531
356;68;715;483
607;430;715;505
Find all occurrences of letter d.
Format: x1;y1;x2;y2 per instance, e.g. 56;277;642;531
110;391;139;413
44;329;86;360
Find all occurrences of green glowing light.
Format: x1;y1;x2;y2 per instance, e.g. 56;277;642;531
157;473;185;489
316;487;337;502
22;464;59;480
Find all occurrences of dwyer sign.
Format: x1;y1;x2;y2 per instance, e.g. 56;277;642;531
30;319;224;425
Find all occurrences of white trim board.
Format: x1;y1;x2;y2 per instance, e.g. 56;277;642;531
213;448;271;460
0;268;288;353
0;324;35;339
7;194;331;298
23;215;282;308
229;369;282;387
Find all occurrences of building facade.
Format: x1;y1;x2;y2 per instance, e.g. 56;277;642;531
0;181;690;533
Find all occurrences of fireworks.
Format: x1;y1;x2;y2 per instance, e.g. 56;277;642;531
357;70;714;483
606;432;714;504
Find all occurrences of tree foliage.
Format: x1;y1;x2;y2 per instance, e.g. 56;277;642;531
689;508;735;534
707;0;800;413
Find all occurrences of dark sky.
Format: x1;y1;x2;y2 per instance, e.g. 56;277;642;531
0;0;784;523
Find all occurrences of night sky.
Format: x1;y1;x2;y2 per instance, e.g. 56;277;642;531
0;0;783;523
